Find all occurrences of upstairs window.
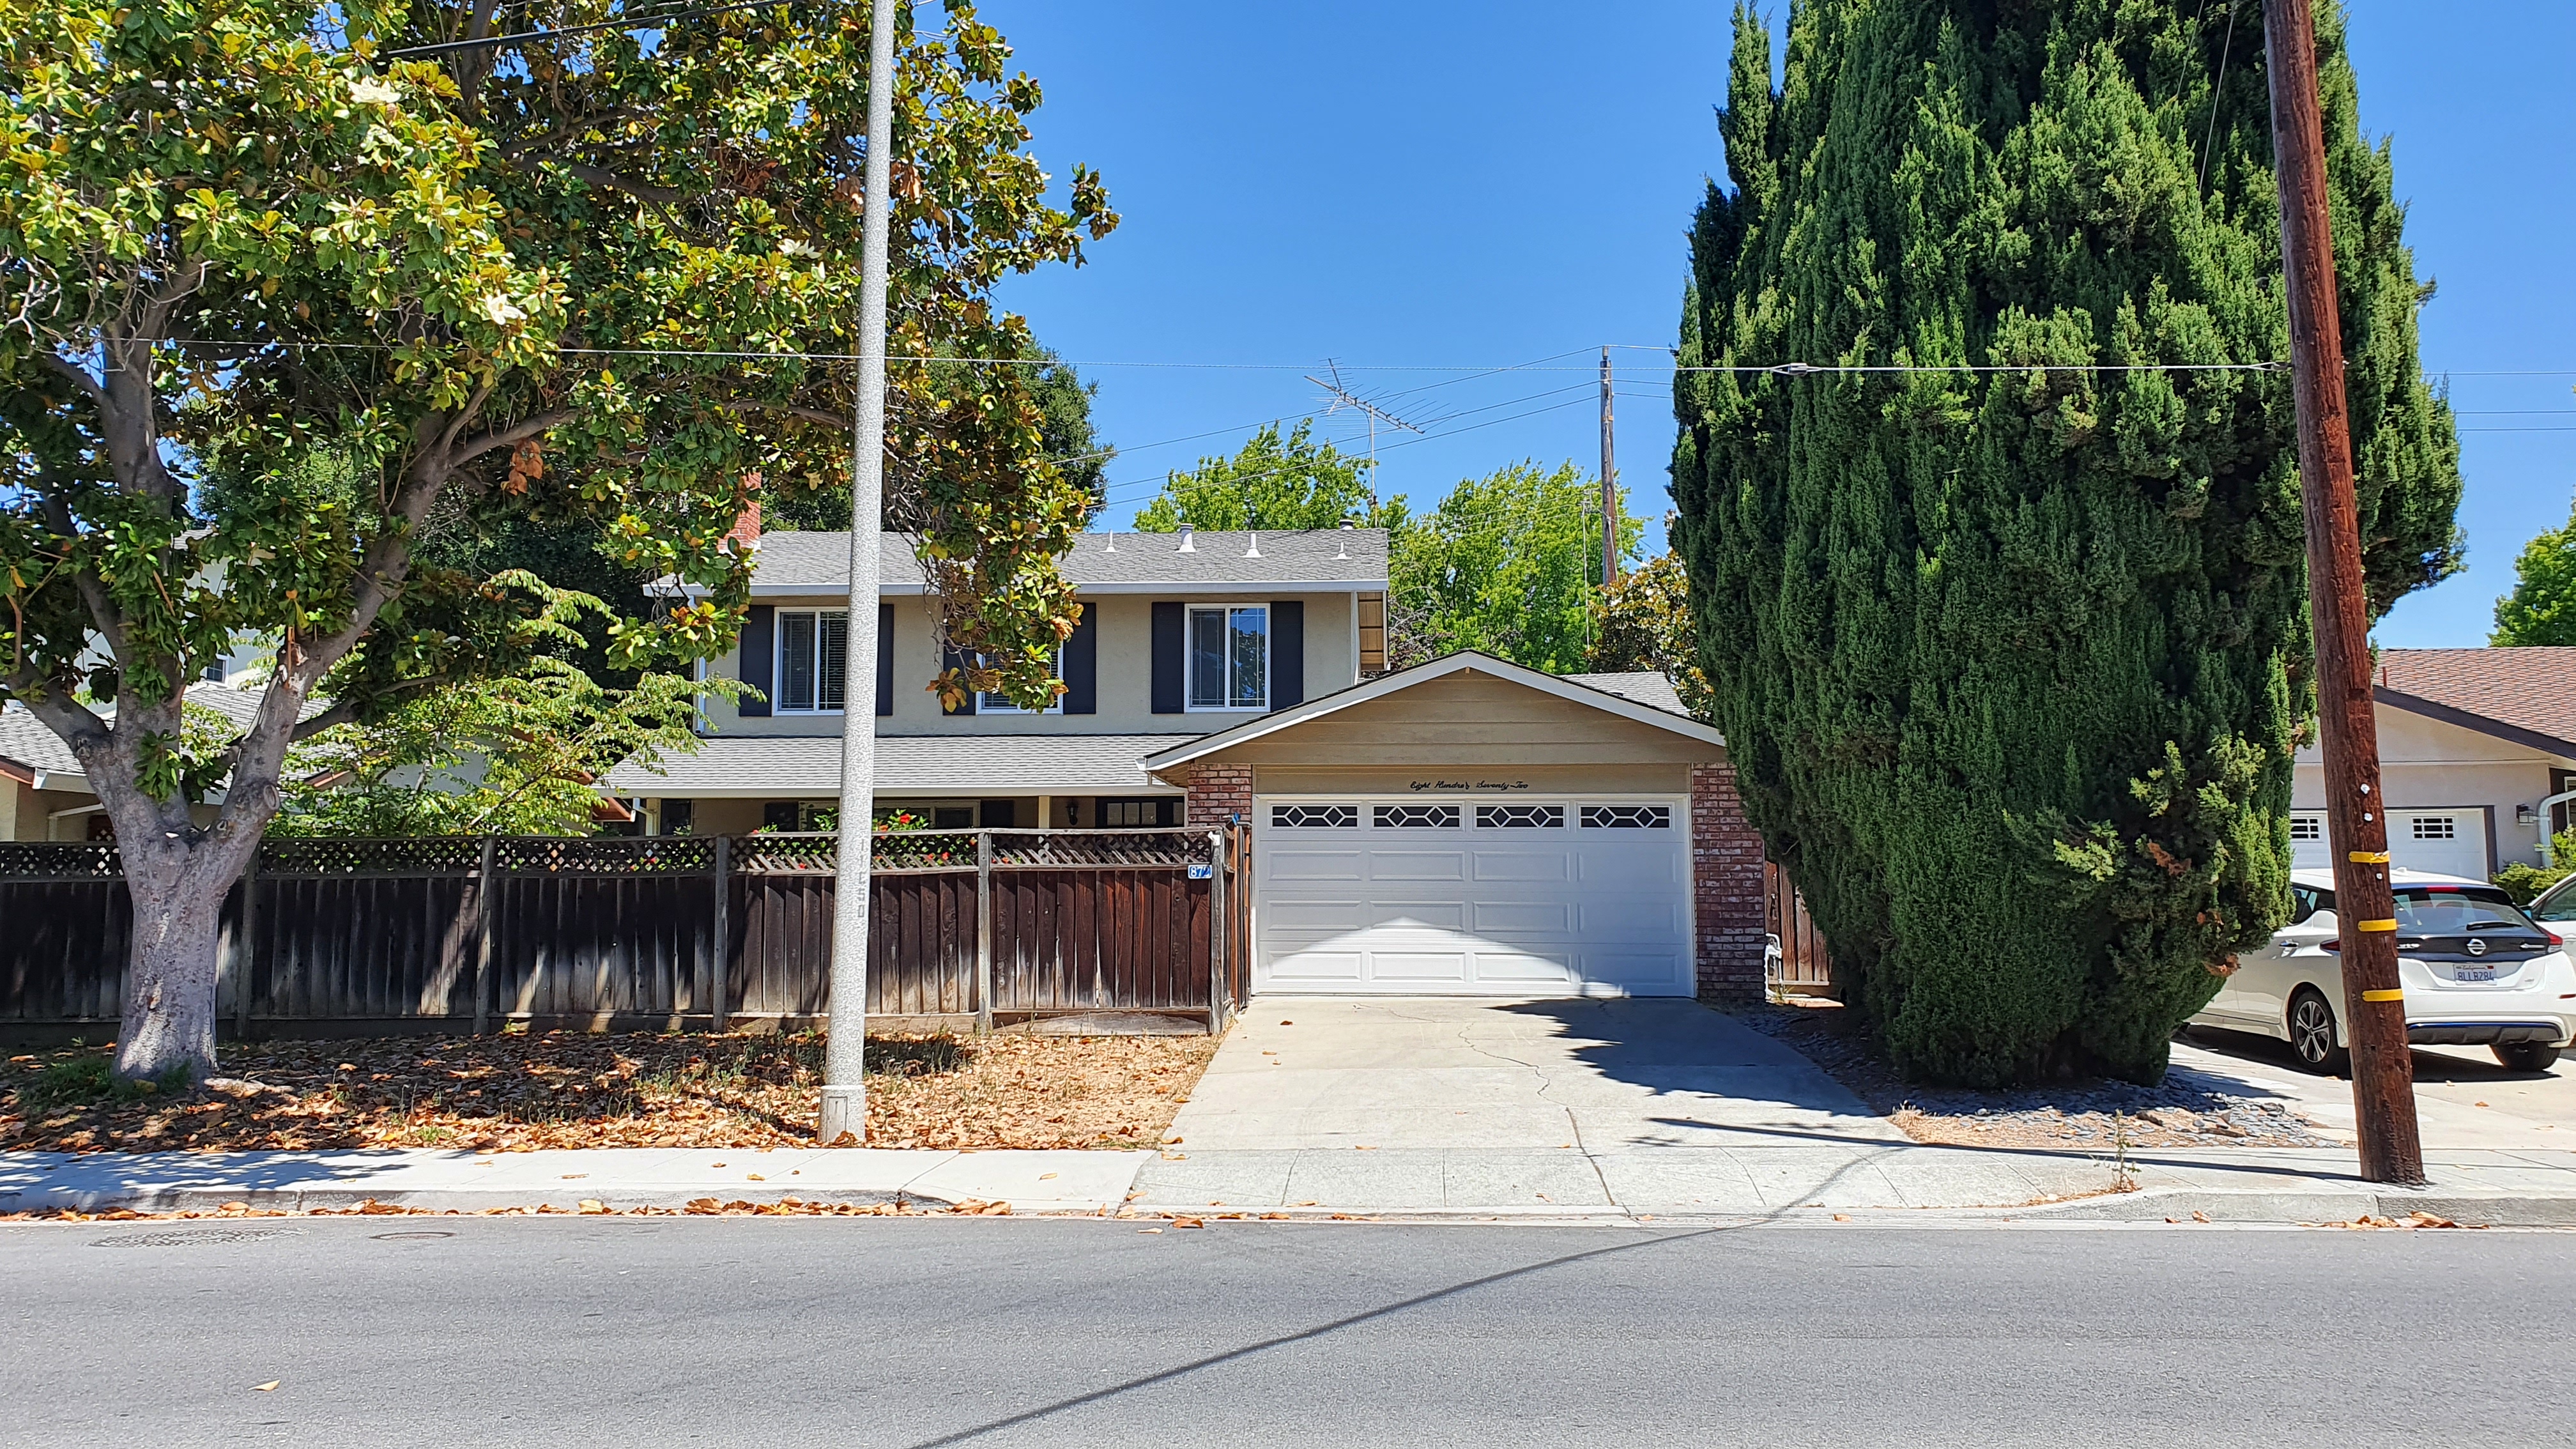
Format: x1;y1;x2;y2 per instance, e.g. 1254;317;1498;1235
1188;605;1268;710
776;610;848;713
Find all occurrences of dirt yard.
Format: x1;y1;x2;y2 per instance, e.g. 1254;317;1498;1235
0;1029;1216;1154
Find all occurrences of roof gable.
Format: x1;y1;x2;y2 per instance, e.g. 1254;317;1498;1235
1140;652;1724;776
2376;647;2576;758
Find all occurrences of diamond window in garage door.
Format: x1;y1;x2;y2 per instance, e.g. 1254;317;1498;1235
1580;804;1671;829
1476;803;1565;829
1374;803;1460;829
1273;803;1358;829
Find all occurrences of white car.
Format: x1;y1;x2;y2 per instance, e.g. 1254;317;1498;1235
2191;868;2576;1074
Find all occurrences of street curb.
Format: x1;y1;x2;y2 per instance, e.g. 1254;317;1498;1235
1962;1185;2576;1227
3;1184;961;1215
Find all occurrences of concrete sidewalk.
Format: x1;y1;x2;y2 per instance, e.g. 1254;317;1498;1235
0;1146;1150;1216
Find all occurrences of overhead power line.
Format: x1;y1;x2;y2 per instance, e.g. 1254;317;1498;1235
381;0;793;57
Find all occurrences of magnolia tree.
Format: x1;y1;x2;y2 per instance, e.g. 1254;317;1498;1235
0;0;1114;1080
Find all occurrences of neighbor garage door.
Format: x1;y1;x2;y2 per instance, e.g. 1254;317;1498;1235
2290;808;2491;880
1252;796;1692;997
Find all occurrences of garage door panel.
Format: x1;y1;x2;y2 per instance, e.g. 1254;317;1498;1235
1583;952;1687;990
1264;899;1363;931
1470;948;1573;982
1268;850;1364;882
1366;901;1467;931
1577;850;1678;884
1268;947;1363;982
1575;899;1685;935
1372;950;1470;982
1370;852;1468;882
1473;900;1572;933
1472;851;1570;882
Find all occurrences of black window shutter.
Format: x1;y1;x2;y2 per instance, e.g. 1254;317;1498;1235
1150;601;1184;714
875;602;895;717
1269;600;1304;709
941;641;978;716
738;606;774;717
1062;602;1098;714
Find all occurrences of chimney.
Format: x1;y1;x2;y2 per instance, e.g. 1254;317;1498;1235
725;498;763;555
1177;523;1196;554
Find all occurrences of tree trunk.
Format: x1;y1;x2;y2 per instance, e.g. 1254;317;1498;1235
112;850;236;1083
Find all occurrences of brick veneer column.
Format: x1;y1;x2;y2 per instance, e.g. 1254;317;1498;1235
1184;763;1252;827
1690;763;1767;1000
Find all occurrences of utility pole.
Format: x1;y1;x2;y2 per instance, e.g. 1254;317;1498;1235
2264;0;2423;1184
1599;347;1619;583
818;0;898;1147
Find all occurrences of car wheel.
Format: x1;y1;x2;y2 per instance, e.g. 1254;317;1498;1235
2287;990;2350;1075
2494;1042;2561;1073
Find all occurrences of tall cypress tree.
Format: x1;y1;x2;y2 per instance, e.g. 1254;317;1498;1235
1672;0;2462;1085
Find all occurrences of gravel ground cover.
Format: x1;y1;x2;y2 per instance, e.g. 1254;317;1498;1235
1;1030;1216;1154
1738;1000;2331;1149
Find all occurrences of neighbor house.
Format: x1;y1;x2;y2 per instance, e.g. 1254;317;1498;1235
2290;647;2576;878
604;522;1771;999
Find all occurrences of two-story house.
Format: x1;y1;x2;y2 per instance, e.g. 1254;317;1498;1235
606;523;1770;1001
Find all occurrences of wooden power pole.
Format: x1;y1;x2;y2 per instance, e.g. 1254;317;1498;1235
1598;347;1619;583
2264;0;2423;1184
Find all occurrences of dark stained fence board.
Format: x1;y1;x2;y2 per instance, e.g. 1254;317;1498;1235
1;831;1244;1034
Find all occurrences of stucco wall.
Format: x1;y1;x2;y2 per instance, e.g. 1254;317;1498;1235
699;591;1359;738
2291;705;2570;868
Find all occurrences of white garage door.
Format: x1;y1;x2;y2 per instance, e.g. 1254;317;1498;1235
2290;809;2490;880
1253;796;1692;997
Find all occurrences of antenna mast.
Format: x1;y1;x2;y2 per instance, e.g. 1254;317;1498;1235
1306;360;1426;512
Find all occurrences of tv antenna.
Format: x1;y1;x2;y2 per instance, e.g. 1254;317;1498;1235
1305;360;1426;512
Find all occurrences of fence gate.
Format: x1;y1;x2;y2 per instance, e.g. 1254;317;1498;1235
1761;859;1836;995
0;827;1252;1040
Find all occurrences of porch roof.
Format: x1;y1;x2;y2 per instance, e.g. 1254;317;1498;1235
603;732;1199;799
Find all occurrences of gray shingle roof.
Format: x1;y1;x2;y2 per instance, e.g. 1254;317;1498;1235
1560;671;1687;717
723;528;1389;597
0;704;84;781
603;732;1200;797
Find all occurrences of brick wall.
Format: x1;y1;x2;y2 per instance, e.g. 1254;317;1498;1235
1690;763;1767;1000
1184;763;1252;827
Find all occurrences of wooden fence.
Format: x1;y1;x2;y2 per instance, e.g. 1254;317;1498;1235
0;828;1250;1040
1762;859;1837;996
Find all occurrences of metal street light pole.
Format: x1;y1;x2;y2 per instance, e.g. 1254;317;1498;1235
2263;0;2422;1183
818;0;899;1147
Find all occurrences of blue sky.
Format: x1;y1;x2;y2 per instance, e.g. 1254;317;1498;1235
991;1;2575;648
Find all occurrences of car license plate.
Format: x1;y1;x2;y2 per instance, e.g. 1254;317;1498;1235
2453;968;2496;983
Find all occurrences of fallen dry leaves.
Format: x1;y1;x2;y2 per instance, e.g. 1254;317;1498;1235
1;1029;1215;1155
1;1195;1027;1224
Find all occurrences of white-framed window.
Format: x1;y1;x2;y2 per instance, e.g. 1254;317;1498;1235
2411;815;2457;841
979;646;1065;714
775;610;848;714
2290;815;2324;842
1188;604;1268;710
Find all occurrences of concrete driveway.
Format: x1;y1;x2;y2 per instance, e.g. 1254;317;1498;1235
1166;997;1903;1154
1130;997;1929;1217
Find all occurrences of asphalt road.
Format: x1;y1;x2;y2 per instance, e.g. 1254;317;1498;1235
5;1216;2570;1448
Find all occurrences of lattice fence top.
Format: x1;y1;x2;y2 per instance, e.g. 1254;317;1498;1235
0;841;121;879
871;831;974;872
259;836;485;877
496;836;718;876
732;832;841;874
991;829;1211;869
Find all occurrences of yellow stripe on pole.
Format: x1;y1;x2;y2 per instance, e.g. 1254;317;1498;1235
2362;988;2404;1002
2347;851;2391;864
2355;918;2399;932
